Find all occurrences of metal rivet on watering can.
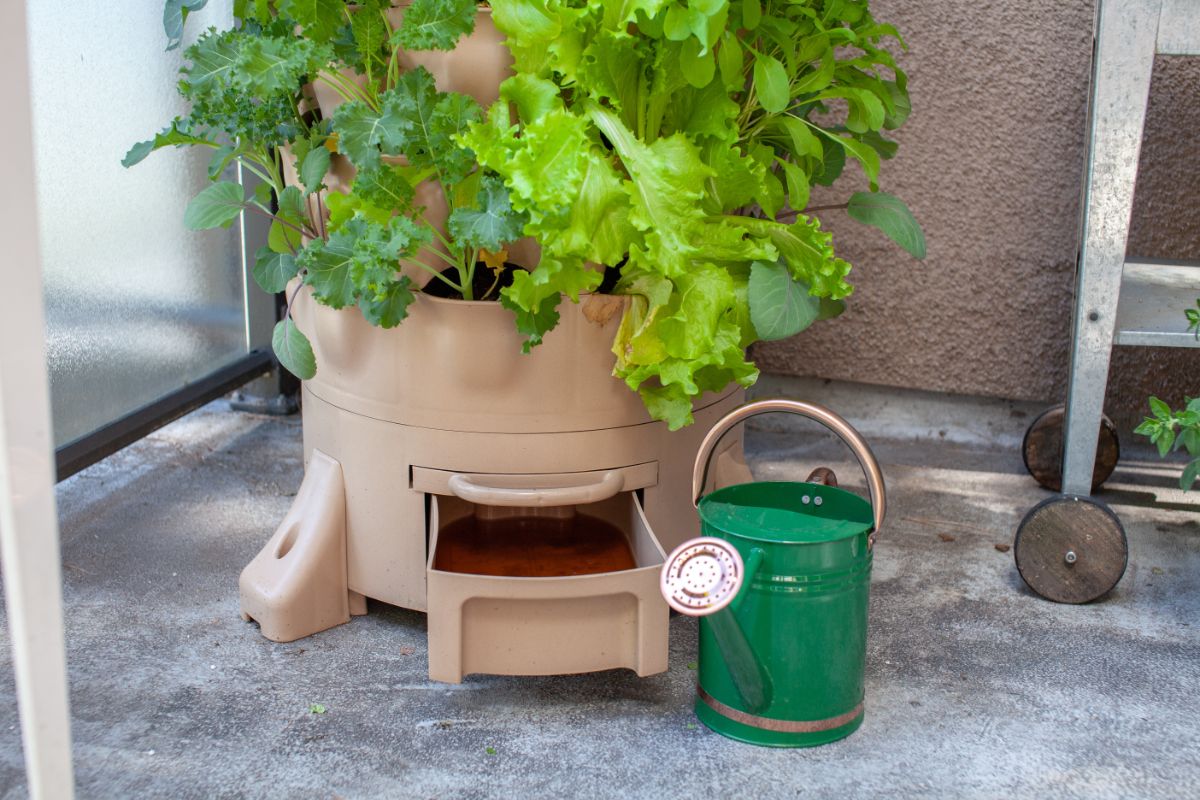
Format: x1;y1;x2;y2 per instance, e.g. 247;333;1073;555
665;398;887;748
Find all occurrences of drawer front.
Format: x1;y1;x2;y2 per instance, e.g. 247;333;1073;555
426;491;668;683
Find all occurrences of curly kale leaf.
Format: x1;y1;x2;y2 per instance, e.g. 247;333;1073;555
392;0;477;51
448;175;528;252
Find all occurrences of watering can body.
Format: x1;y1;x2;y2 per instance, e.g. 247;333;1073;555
696;481;874;747
669;399;886;748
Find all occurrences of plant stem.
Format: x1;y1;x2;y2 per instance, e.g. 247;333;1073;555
247;201;318;240
774;202;847;222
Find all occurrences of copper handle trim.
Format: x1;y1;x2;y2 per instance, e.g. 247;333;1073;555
692;399;886;547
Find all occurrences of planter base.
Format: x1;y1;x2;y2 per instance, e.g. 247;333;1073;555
239;450;367;642
239;386;751;677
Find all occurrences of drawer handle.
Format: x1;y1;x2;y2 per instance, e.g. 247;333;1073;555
446;471;625;507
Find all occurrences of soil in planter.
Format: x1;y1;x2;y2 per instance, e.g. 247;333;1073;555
421;262;624;300
421;262;520;300
434;512;636;577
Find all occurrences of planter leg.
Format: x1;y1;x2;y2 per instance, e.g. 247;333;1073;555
239;450;353;642
349;590;368;616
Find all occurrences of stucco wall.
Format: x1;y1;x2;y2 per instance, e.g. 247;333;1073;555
754;0;1200;434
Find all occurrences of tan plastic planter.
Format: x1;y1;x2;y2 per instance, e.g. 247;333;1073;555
310;6;511;117
241;10;754;681
240;292;751;681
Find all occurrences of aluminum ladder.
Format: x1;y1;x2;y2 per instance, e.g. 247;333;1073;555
1014;0;1200;604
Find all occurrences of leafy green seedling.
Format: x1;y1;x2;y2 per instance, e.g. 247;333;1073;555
485;746;496;755
309;703;326;714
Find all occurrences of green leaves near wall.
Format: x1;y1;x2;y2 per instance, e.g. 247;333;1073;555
272;318;316;380
847;191;926;259
183;181;245;229
748;261;820;341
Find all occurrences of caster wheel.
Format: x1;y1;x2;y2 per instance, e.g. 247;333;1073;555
1022;405;1120;492
1014;495;1128;603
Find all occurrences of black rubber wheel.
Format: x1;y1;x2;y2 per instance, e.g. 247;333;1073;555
1014;495;1128;603
1022;405;1120;492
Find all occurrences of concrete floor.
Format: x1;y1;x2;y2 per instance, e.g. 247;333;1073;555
2;379;1199;799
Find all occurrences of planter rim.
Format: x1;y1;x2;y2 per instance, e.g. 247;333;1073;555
415;289;610;308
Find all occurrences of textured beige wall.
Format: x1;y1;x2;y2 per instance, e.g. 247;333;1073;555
754;0;1200;434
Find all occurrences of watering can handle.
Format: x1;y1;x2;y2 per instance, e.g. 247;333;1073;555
692;399;886;547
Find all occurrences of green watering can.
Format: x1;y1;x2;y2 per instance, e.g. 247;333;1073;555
661;399;886;747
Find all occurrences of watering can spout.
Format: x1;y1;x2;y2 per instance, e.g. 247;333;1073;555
661;539;774;712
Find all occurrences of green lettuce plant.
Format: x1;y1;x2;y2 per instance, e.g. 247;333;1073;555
463;0;924;427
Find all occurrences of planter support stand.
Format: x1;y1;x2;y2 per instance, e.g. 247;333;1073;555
240;449;366;641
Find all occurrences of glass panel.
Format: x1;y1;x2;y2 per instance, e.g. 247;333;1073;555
27;1;250;447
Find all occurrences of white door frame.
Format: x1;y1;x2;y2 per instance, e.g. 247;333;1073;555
0;2;77;797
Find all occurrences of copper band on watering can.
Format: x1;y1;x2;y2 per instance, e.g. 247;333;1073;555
697;686;864;733
691;399;887;548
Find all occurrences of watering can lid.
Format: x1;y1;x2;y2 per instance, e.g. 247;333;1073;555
698;481;874;544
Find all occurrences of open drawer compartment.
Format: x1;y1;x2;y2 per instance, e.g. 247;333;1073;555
425;483;669;683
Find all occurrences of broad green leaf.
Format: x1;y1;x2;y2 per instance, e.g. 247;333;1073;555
447;176;528;252
184;181;245;229
299;146;331;195
793;49;834;95
883;80;911;129
847;191;925;259
753;54;789;113
664;5;707;44
500;74;563;123
1150;397;1173;420
1182;458;1200;491
748;261;820;340
252;247;299;294
279;0;343;43
679;38;716;89
272;318;316;380
393;0;477;51
778;117;823;159
717;32;744;91
780;160;810;213
739;215;852;299
269;186;306;253
812;136;845;186
164;0;208;51
742;0;761;29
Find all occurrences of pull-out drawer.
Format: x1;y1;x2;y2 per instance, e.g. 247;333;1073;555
425;483;668;683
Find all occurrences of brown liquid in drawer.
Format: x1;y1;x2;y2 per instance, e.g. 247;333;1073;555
434;514;636;577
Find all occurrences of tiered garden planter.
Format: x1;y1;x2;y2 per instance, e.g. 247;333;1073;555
238;4;752;682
